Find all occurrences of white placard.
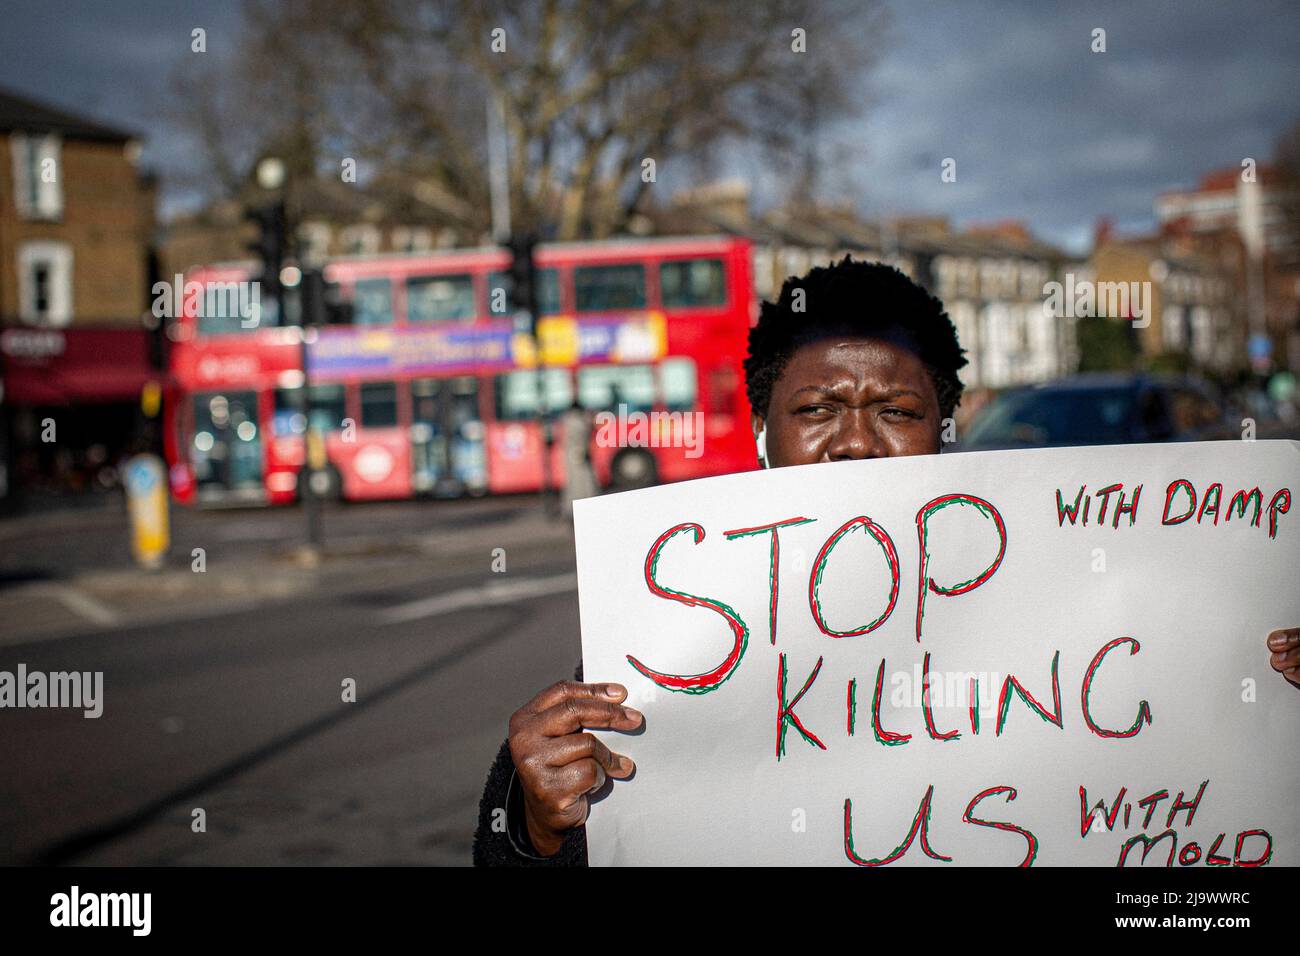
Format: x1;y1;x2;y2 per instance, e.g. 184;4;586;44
574;441;1300;866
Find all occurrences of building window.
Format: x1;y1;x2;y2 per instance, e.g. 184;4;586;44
339;224;381;256
782;248;810;283
391;227;434;253
10;133;63;220
298;222;332;264
17;241;73;325
751;245;775;299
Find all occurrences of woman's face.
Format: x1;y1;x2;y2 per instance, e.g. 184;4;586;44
753;335;944;467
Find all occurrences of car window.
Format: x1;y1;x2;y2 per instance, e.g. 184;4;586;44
1137;389;1174;440
964;387;1137;447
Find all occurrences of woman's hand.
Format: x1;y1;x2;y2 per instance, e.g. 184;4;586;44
508;680;642;856
1267;628;1300;690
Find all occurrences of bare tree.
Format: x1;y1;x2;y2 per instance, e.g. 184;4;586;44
170;0;883;240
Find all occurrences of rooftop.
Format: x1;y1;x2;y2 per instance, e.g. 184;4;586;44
0;86;137;143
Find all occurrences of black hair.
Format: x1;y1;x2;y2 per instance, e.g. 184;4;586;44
743;256;967;420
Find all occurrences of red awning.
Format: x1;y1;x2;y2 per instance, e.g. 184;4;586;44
1;327;158;405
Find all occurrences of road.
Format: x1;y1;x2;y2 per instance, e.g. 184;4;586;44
0;495;583;865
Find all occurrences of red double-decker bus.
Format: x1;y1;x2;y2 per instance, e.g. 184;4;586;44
164;235;756;506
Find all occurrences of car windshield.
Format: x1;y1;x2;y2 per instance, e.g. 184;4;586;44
964;386;1137;447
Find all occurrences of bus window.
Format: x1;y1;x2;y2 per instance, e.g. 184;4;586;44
196;281;279;335
273;388;307;436
192;390;262;492
574;264;646;312
361;382;399;427
406;273;475;322
494;369;574;420
487;268;561;317
660;259;726;308
660;358;698;412
577;364;654;413
353;278;393;325
307;384;347;432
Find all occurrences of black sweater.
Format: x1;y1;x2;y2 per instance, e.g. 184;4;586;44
472;663;590;866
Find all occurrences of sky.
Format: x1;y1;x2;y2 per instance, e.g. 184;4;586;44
0;0;1296;254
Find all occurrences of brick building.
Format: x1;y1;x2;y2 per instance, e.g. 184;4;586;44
1155;163;1299;374
1089;235;1238;373
0;87;159;504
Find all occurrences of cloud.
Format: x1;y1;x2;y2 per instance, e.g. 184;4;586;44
838;0;1300;252
0;0;1294;252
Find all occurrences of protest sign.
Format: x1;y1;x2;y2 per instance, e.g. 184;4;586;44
574;440;1299;866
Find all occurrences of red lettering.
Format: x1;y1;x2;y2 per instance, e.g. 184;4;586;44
963;786;1038;867
776;653;826;759
1081;637;1153;738
724;517;815;644
844;785;951;866
1267;488;1291;540
628;523;749;693
914;494;1007;641
809;516;899;638
1162;479;1196;525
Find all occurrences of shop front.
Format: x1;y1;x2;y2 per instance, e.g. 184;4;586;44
0;326;160;506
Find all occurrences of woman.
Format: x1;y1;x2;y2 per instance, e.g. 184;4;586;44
472;256;1300;865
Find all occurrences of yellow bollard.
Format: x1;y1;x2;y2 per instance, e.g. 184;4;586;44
124;453;170;570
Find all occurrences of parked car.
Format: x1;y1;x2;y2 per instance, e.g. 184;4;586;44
957;373;1238;451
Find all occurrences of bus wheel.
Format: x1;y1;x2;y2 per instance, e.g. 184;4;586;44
608;449;657;491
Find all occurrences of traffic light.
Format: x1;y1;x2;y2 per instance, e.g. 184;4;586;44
507;234;538;328
300;268;324;327
244;200;287;304
299;269;353;327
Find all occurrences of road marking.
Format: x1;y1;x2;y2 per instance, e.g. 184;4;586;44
378;572;577;625
39;585;121;626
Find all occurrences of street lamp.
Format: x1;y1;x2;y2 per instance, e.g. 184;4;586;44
256;156;286;192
